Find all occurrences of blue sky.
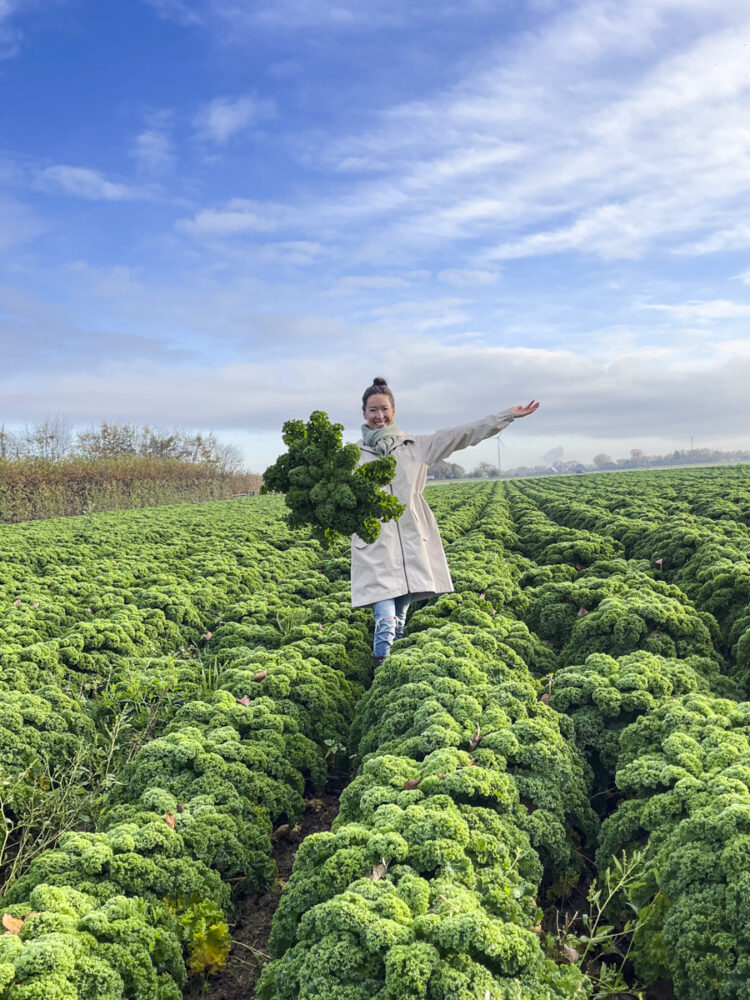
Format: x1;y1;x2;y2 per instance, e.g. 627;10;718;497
1;0;749;472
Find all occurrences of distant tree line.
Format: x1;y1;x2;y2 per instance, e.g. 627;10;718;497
0;417;260;523
0;417;244;471
429;445;750;481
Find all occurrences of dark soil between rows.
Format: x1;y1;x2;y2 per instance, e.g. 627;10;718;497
186;776;345;1000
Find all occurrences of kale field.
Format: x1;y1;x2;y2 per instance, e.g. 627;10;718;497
2;465;750;999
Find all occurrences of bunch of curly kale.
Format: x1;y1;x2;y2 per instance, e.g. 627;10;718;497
262;410;404;547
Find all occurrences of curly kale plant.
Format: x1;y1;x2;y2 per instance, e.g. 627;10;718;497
262;411;405;547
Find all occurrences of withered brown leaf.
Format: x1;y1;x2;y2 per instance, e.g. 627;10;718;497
2;914;24;935
370;858;389;881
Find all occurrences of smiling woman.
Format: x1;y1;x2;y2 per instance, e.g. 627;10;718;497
353;375;539;666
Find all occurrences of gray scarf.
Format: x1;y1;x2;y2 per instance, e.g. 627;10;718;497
361;422;404;455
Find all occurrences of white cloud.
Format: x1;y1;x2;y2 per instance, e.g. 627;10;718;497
132;115;174;174
144;0;506;34
142;0;202;26
438;268;499;286
193;94;276;145
366;297;470;332
266;0;750;265
706;338;750;359
677;225;750;256
0;195;43;250
643;299;750;322
336;275;412;290
177;198;292;236
2;335;748;471
41;165;147;201
207;0;439;32
168;8;746;273
0;0;24;59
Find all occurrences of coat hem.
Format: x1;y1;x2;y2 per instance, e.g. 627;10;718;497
351;585;454;609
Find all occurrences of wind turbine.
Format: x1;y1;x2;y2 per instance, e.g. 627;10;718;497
495;435;506;475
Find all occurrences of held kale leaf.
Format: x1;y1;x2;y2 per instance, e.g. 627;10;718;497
261;411;405;547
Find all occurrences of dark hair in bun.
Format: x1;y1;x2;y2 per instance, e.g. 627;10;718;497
362;376;395;412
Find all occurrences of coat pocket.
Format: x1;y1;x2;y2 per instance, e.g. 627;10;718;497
352;534;369;549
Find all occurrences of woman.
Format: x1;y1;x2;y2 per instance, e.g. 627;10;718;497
352;376;539;666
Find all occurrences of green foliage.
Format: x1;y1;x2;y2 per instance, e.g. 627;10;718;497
0;493;377;998
261;411;405;546
549;650;730;783
260;485;594;1000
7;461;750;1000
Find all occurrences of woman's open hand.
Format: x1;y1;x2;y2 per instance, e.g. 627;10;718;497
511;400;540;419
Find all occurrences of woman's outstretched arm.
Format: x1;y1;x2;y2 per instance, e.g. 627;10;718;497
413;400;539;467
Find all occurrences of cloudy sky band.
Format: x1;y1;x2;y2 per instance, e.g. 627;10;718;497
0;0;748;470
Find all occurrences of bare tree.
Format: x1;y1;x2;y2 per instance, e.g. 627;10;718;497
72;421;246;471
76;422;139;457
212;439;244;471
24;416;73;460
0;425;19;459
472;461;499;478
428;460;465;479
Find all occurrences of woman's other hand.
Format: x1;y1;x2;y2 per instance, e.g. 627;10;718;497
511;400;540;418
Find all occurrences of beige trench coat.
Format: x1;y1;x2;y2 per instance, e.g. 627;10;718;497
350;408;515;608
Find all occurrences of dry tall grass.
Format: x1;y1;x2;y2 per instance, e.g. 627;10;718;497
0;457;263;522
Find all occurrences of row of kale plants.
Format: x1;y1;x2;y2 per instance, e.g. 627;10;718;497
0;497;380;999
517;466;750;688
0;486;499;998
0;497;330;885
5;470;746;999
256;471;750;1000
506;473;750;999
256;484;600;999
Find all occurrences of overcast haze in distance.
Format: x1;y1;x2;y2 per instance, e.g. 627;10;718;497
1;0;749;472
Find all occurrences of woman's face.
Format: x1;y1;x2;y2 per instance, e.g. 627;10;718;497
363;393;395;430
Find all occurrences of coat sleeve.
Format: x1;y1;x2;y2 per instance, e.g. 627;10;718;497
412;409;515;466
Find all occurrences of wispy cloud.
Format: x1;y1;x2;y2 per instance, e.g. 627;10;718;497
132;113;174;174
142;0;202;26
152;0;486;33
0;0;30;58
642;299;750;323
40;165;149;201
1;334;747;461
676;225;750;256
7;0;750;470
438;268;499;287
193;94;276;145
335;275;412;290
0;195;43;250
177;198;292;236
245;0;411;30
255;0;745;264
173;0;750;271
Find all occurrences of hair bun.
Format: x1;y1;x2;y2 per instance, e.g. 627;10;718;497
372;376;388;387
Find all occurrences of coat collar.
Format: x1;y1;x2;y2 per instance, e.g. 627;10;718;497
358;432;415;455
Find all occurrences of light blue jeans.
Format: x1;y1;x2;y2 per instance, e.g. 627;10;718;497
373;594;412;657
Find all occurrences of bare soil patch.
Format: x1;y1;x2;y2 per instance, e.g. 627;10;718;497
186;778;343;1000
